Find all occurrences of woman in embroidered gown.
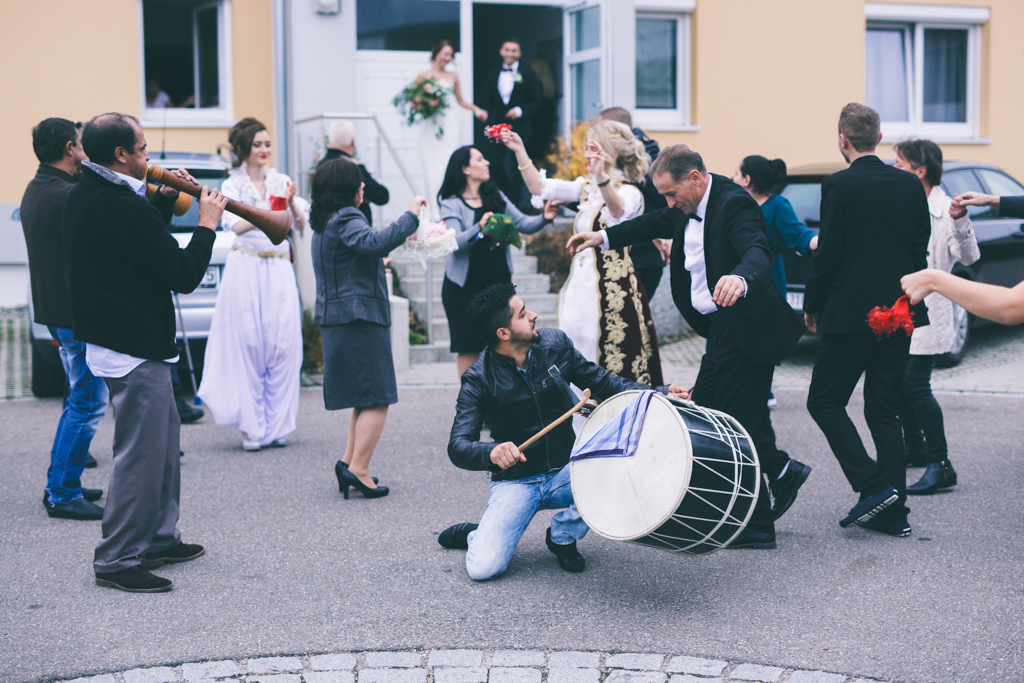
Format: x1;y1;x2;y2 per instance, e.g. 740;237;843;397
416;40;488;218
198;117;310;451
501;121;663;384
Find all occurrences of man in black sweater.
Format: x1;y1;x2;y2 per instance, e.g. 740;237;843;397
64;113;227;592
317;119;389;224
21;118;110;521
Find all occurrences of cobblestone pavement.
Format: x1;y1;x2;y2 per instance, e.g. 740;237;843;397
59;649;887;683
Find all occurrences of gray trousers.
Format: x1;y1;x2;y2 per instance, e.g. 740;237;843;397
94;360;182;573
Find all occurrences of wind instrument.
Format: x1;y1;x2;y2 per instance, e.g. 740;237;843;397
145;182;193;216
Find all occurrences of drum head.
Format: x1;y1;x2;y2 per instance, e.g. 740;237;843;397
570;391;692;541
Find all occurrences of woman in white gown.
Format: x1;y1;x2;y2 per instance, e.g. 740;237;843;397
417;40;488;217
198;117;310;451
501;121;664;385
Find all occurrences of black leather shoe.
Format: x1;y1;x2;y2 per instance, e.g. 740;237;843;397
904;440;929;468
438;523;478;550
545;528;585;572
335;460;377;487
95;566;173;592
908;459;957;495
84;453;98;468
839;486;899;527
45;497;103;520
176;398;204;424
857;516;912;537
726;527;777;549
339;466;389;499
769;459;811;521
140;542;205;569
43;488;102;506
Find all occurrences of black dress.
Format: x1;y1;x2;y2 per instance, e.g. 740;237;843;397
441;202;512;354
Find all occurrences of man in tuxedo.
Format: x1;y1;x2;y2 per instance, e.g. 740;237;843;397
567;144;810;549
479;38;542;206
803;103;931;538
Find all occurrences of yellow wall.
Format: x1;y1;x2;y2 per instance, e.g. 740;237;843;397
652;0;1024;183
0;0;274;204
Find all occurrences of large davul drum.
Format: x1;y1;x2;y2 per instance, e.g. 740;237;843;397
570;390;760;556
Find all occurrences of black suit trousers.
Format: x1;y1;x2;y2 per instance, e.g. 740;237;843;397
691;318;786;535
806;332;910;522
482;140;527;208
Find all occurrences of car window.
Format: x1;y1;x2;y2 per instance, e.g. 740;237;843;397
976;169;1024;199
779;181;822;227
168;172;227;231
941;170;993;220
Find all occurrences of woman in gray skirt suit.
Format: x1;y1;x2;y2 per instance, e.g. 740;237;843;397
310;157;427;499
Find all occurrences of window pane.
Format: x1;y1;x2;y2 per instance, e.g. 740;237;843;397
196;7;219;108
977;169;1024;198
356;0;459;51
780;182;822;227
636;18;677;109
573;6;600;53
865;28;909;122
941;170;991;218
143;0;201;108
573;59;601;123
923;28;968;123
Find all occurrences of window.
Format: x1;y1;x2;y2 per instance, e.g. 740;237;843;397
864;4;988;141
566;3;603;124
941;170;992;219
356;0;460;52
977;169;1024;199
634;13;690;129
139;0;232;128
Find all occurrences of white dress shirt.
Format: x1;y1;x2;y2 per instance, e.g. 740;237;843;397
497;61;522;118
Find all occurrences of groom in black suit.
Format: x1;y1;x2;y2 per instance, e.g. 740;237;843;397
566;144;810;549
479;38;542;206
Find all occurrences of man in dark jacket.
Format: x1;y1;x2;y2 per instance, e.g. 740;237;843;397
441;282;687;580
317;119;389;225
64;113;227;593
804;103;931;537
21;118;109;520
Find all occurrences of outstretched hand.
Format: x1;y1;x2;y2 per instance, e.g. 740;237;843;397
901;269;938;305
408;196;428;214
499;130;525;152
712;275;746;307
567;231;603;256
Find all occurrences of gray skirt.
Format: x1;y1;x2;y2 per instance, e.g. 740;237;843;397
320;321;398;410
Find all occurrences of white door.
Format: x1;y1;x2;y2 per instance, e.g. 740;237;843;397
564;0;605;129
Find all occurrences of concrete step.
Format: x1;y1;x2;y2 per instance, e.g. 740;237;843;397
410;341;457;365
400;272;551;301
410;291;558;320
430;313;558;341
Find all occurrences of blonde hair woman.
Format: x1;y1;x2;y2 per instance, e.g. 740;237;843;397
500;121;663;384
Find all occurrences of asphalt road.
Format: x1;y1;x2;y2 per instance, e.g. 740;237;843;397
2;387;1023;683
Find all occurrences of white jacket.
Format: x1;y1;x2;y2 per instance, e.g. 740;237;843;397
910;185;981;356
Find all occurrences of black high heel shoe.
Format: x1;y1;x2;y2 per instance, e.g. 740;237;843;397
337;464;389;499
335;460;377;486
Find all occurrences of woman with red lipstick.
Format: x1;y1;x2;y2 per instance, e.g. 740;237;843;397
198;117;309;452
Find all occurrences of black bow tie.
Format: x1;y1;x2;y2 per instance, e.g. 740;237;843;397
686;213;702;222
502;67;514;72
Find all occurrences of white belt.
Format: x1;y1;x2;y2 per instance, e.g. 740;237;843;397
231;243;288;259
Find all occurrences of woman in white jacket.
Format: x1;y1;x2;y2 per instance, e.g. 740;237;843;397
893;139;980;495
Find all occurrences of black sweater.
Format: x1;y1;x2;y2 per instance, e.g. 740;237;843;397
20;165;77;328
318;148;390;224
63;167;215;360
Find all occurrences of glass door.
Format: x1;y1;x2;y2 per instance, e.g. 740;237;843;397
564;0;604;128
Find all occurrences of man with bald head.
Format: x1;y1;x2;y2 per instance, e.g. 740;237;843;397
317;119;389;224
63;113;228;592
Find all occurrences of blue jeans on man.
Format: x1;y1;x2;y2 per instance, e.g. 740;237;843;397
465;465;588;581
45;327;108;505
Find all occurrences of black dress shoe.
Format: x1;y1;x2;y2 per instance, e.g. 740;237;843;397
339;466;389;499
545;527;586;572
95;566;173;592
904;440;929;468
176;398;204;424
43;488;102;506
726;527;777;549
857;516;912;537
907;459;957;495
335;460;377;486
84;453;98;469
438;523;478;550
45;497;104;520
769;459;811;521
140;542;205;569
839;486;899;527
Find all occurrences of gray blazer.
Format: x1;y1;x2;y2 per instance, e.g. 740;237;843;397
312;207;418;327
439;191;548;287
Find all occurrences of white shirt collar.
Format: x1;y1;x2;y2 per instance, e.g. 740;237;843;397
694;174;713;221
82;160;146;197
926;184;948;218
113;170;147;198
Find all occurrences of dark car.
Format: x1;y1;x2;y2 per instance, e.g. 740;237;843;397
778;161;1024;366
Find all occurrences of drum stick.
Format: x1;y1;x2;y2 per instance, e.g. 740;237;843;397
518;389;591;451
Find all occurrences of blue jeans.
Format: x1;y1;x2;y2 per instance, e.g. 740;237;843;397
465;465;589;581
46;327;109;505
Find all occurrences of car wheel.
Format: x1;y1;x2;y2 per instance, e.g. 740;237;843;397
30;334;67;398
936;302;971;367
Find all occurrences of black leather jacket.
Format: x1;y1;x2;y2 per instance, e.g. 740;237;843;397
448;329;667;481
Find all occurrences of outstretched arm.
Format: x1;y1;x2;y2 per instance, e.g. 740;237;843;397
902;270;1024;326
453;76;488;121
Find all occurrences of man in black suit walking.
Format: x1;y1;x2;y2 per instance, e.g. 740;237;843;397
567;144;810;549
804;103;931;537
479;38;542;206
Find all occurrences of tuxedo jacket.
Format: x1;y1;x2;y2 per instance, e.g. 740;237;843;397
481;64;543;145
803;155;931;335
605;174;803;366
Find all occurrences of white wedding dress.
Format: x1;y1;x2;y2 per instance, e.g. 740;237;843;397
418;78;461;219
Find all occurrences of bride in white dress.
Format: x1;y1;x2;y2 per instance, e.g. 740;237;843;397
416;40;487;217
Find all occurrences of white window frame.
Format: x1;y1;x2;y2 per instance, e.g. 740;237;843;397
138;0;234;129
632;11;690;130
564;0;606;127
864;3;988;144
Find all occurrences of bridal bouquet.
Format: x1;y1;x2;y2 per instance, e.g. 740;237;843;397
397;206;459;262
393;77;450;139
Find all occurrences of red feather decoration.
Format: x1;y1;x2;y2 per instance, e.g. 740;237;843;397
484;123;513;142
866;295;916;338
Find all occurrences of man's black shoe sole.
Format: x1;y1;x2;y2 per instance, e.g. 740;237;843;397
770;464;811;521
95;577;173;592
140;547;205;569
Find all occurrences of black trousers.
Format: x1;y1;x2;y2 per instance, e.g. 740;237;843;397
691;318;787;535
898;354;948;463
482;143;528;209
806;332;910;523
